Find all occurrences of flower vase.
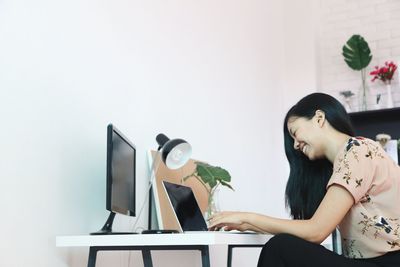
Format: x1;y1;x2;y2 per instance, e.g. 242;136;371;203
204;187;220;222
386;82;394;108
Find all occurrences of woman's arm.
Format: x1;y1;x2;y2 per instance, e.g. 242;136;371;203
209;184;354;244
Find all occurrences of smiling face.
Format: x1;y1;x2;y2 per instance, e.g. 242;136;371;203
287;113;326;160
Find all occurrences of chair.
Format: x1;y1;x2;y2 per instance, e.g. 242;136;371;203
331;228;341;254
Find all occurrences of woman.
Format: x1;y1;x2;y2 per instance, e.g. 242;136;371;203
208;93;400;267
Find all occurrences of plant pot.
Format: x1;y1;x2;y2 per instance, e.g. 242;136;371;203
204;187;220;222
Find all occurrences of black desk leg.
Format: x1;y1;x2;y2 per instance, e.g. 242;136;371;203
200;246;211;267
142;248;153;267
227;245;233;267
87;247;98;267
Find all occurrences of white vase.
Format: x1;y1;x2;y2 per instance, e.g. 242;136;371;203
386;83;394;109
373;94;382;110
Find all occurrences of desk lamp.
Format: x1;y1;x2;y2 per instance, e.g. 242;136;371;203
155;133;192;170
136;133;192;234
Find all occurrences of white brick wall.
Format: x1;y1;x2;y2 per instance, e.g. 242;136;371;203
316;0;400;111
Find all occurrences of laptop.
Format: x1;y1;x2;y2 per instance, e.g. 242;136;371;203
162;181;209;232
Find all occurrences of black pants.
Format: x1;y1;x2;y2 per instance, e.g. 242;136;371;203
257;233;400;267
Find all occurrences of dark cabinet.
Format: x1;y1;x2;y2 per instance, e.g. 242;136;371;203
349;107;400;140
349;107;400;164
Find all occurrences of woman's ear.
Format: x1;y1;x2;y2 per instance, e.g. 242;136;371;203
314;110;326;127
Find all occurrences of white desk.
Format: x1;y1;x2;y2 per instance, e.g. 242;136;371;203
56;232;271;267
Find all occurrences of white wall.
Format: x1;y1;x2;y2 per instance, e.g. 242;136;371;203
0;0;318;266
283;0;319;105
316;0;400;111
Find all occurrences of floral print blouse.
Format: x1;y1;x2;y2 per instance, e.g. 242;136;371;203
327;137;400;258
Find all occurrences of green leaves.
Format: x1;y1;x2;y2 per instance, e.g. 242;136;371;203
219;179;234;191
342;35;372;71
194;161;234;191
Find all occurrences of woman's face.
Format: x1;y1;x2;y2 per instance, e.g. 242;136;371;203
287;115;326;160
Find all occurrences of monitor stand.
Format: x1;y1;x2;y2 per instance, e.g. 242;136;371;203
90;212;138;235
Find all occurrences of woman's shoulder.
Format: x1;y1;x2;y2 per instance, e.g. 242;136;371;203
344;136;380;153
334;136;383;164
339;136;387;165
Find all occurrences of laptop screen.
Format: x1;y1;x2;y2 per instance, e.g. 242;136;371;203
162;181;208;231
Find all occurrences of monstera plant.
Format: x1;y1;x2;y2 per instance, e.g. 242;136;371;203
182;162;234;219
342;34;373;111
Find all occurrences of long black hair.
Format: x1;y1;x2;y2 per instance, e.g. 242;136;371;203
283;93;355;219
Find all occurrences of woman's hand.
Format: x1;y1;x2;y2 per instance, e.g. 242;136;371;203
207;211;249;231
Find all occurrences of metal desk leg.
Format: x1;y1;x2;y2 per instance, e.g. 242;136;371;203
142;248;153;267
200;246;211;267
87;247;98;267
227;245;233;267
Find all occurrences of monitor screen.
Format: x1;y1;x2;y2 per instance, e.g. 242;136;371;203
106;124;136;216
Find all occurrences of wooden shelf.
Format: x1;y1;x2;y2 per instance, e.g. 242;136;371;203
348;107;400;140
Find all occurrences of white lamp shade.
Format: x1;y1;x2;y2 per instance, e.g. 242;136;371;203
164;142;192;169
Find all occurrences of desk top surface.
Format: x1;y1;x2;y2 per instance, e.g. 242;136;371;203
56;232;272;247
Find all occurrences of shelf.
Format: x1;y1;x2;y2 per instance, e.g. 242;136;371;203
349;107;400;119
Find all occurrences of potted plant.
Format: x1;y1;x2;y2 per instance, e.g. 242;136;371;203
342;34;373;111
182;162;234;219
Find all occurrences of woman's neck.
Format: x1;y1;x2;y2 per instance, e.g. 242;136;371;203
324;132;351;163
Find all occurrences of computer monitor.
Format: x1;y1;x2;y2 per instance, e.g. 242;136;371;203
91;124;137;235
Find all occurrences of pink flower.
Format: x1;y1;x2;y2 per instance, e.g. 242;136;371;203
370;61;398;83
